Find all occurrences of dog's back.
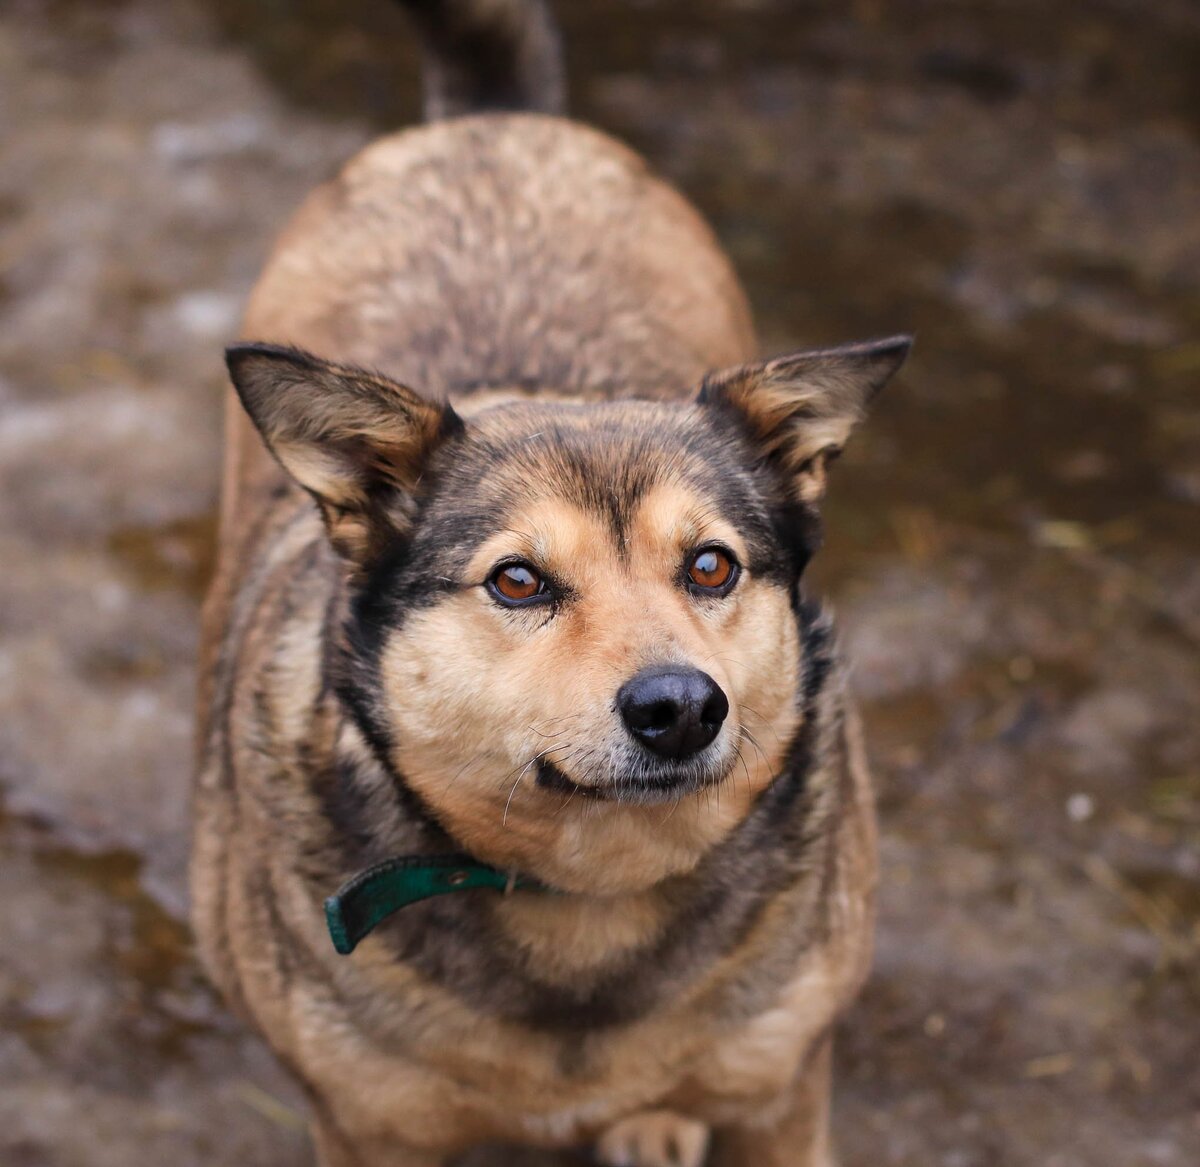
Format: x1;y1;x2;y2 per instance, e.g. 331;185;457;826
210;0;753;558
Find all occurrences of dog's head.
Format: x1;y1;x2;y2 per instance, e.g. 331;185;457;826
228;338;908;892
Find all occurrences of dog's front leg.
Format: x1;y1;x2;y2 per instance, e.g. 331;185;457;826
596;1109;711;1167
708;1038;835;1167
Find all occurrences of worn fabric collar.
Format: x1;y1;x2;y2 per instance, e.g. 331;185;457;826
324;853;541;955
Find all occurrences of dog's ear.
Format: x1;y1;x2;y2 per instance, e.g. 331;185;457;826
698;335;911;503
226;343;463;563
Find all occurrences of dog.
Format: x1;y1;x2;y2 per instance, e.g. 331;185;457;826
190;2;910;1164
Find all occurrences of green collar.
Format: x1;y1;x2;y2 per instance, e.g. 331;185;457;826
324;854;540;955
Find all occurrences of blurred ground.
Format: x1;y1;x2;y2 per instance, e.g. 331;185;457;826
1;1;1198;1164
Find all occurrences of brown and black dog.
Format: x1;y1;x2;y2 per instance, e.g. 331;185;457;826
191;2;910;1164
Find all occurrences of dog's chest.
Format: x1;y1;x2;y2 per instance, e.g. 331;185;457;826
300;948;836;1149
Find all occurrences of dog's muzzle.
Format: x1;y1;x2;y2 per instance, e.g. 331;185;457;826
617;666;729;760
535;666;732;803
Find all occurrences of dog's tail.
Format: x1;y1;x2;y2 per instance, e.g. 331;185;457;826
392;0;565;120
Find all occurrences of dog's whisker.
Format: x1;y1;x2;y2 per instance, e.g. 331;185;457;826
701;649;749;671
735;737;752;794
659;794;683;826
496;740;573;826
740;703;785;748
739;727;771;782
526;712;583;741
502;770;524;827
743;726;771;768
514;741;565;784
443;755;478;792
529;712;578;727
554;782;580;818
527;725;569;740
499;737;575;827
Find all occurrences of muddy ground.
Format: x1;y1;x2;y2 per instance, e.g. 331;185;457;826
1;0;1198;1164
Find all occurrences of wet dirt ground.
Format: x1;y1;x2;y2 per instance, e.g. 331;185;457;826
2;1;1198;1164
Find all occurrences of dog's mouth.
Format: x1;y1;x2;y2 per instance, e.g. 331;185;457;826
535;756;732;805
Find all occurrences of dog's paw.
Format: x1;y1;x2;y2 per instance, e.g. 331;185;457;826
595;1110;710;1167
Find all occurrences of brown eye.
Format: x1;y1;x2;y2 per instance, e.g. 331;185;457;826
488;562;547;605
687;546;738;593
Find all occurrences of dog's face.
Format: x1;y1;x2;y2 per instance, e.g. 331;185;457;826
228;339;908;892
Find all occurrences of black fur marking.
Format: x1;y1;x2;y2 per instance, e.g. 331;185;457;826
395;0;566;120
535;758;604;798
331;565;454;847
309;749;379;865
769;499;824;583
755;602;835;818
332;667;454;845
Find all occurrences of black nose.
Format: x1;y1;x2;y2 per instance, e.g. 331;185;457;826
617;667;729;760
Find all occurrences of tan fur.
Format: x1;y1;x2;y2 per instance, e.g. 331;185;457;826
193;107;896;1167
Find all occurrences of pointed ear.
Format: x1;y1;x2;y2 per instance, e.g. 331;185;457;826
698;335;912;502
226;343;463;562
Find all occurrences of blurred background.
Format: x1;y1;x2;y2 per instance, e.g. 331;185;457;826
1;1;1198;1164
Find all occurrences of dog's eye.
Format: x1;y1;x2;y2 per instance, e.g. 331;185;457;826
687;547;738;593
488;561;548;605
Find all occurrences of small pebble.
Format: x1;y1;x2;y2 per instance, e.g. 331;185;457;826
1066;793;1095;822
